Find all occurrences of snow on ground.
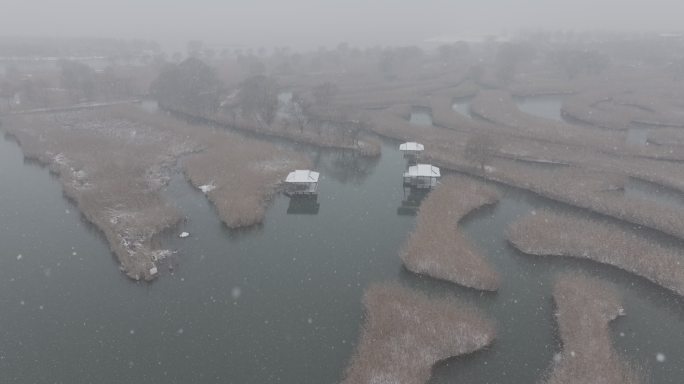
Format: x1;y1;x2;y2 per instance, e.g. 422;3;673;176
198;183;216;193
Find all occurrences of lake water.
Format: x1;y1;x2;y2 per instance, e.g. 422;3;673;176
451;98;472;118
1;117;683;383
627;127;649;146
514;95;567;122
409;107;433;126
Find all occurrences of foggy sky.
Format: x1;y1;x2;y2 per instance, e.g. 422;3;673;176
2;0;683;50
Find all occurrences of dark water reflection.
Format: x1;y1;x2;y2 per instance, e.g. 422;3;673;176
1;120;683;383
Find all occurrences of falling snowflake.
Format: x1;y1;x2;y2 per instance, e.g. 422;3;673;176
231;287;242;300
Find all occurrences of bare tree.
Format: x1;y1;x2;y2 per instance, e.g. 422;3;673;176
289;93;310;133
312;82;339;106
238;75;278;126
0;80;18;111
150;57;223;115
59;60;96;102
465;134;498;171
495;42;534;85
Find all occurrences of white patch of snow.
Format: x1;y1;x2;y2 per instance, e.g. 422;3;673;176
198;183;216;193
231;286;242;300
151;249;173;261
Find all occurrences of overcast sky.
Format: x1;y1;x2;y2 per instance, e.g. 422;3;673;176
1;0;682;50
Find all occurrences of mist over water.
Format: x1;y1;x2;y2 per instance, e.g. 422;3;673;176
2;1;684;383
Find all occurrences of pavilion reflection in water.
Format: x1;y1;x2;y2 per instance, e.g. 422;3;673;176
286;195;320;214
397;187;429;216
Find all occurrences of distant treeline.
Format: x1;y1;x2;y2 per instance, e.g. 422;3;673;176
0;36;159;58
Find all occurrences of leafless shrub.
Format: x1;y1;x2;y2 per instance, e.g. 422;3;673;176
543;273;642;384
465;133;499;171
508;210;684;296
401;176;500;290
342;283;495;384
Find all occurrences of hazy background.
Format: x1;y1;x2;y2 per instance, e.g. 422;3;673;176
1;0;683;50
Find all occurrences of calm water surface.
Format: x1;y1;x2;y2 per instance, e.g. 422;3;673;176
451;98;472;118
1;118;683;383
514;95;567;122
409;106;433;126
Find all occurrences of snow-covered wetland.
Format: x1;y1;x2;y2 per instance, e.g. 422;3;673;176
2;122;684;382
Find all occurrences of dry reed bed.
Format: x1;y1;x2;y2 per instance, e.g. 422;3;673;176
451;91;684;188
2;110;198;280
429;93;475;129
1;106;313;280
565;89;684;129
99;107;319;228
333;69;468;109
508;77;577;97
426;150;684;240
183;137;310;228
469;89;684;161
401;176;500;290
507;210;684;296
366;106;684;239
647;128;684;146
341;283;495;384
543;274;641;384
561;90;635;130
160;104;380;157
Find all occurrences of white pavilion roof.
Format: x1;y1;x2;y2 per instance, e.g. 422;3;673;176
285;170;320;183
399;142;425;151
403;164;440;178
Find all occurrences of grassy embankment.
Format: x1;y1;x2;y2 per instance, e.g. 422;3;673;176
508;210;684;296
341;283;495;384
401;176;500;291
543;274;642;384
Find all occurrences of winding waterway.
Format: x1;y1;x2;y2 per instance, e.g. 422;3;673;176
1;111;683;383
